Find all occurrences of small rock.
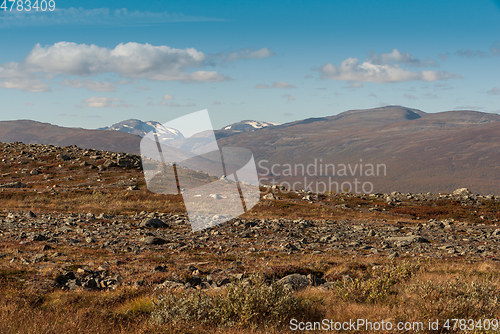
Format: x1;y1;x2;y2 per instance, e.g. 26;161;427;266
140;218;166;228
277;274;310;291
453;188;472;196
142;236;167;245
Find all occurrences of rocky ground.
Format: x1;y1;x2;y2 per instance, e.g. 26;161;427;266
1;141;500;294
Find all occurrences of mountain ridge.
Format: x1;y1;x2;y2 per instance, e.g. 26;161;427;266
1;106;500;194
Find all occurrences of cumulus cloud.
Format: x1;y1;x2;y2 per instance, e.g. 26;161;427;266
61;79;115;92
223;47;275;62
282;94;295;101
162;94;174;100
78;97;131;108
368;49;437;67
319;50;460;83
0;7;224;28
19;42;229;82
0;42;230;91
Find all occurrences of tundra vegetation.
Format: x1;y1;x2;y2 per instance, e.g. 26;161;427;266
0;142;499;333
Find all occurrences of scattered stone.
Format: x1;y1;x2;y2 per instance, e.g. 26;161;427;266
142;236;167;245
140;218;166;228
453;188;472;196
0;181;26;188
277;274;310;291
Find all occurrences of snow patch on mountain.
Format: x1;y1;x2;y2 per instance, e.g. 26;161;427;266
223;120;278;131
100;119;184;140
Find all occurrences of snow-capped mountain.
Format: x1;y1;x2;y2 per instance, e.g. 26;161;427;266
214;120;279;139
221;120;278;132
100;119;184;140
100;118;278;142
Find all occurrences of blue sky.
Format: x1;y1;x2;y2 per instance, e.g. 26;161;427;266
0;0;499;129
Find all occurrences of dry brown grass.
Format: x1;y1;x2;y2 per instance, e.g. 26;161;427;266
0;258;499;333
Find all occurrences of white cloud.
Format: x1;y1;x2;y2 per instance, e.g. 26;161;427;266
224;47;275;62
162;94;174;100
347;82;362;88
4;42;230;84
319;51;460;83
368;49;437;67
135;85;149;90
272;81;296;88
0;7;224;28
0;78;51;92
78;97;131;108
61;79;115;92
282;94;295;101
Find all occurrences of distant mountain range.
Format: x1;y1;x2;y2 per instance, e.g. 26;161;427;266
1;106;500;194
217;106;500;194
99;118;278;139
